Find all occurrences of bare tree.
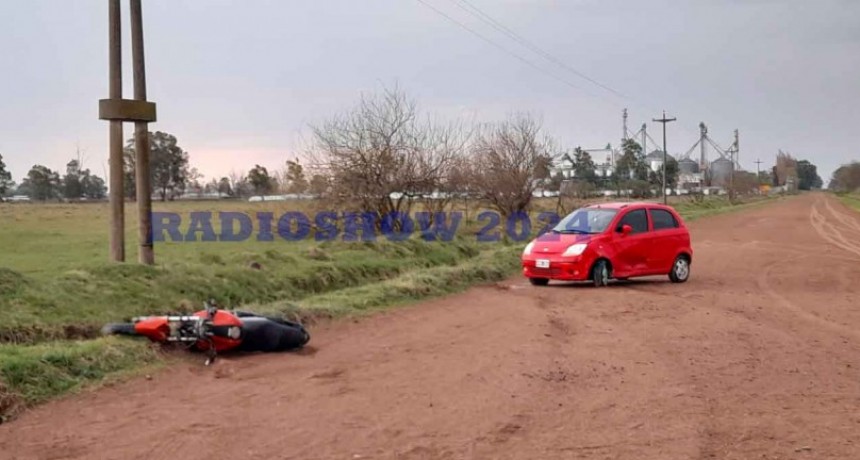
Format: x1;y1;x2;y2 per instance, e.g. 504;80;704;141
447;153;480;222
228;170;252;198
469;113;556;218
309;86;464;224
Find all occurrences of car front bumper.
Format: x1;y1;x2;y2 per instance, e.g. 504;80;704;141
521;256;591;281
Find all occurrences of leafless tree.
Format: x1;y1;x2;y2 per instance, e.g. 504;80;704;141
469;113;556;219
227;169;252;198
309;86;465;225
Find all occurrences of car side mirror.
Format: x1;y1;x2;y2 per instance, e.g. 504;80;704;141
619;224;633;235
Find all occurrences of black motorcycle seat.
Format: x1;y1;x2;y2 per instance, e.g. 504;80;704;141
238;316;309;352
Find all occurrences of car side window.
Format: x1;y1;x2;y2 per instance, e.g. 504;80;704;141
650;209;679;230
617;209;648;234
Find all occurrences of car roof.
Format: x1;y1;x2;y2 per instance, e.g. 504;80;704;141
586;201;673;210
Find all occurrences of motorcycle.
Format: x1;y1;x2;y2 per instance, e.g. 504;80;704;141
102;300;310;365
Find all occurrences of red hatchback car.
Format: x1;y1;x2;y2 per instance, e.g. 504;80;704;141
522;202;692;286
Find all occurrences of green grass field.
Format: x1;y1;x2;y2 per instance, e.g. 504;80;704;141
839;193;860;212
0;194;777;420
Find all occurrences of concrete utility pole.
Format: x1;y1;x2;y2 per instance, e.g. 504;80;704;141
733;129;740;170
99;0;157;264
130;0;154;264
755;158;763;191
652;111;676;205
107;0;124;262
622;108;628;142
730;129;739;193
641;123;647;155
698;122;708;171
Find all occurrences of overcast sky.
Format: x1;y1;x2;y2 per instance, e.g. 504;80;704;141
1;0;858;185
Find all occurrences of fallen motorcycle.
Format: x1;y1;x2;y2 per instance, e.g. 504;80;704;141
102;300;310;365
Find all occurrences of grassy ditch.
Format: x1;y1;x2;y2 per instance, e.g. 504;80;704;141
0;338;161;423
0;238;487;344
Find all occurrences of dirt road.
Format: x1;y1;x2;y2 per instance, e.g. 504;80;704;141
3;193;860;459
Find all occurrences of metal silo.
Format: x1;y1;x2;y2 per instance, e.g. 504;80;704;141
710;158;733;186
678;158;699;174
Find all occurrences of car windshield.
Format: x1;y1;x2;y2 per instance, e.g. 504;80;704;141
552;208;618;234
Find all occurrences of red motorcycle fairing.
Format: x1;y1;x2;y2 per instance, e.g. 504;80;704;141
193;309;243;352
132;309;243;352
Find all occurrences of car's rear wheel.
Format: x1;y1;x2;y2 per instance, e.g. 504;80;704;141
669;255;690;283
529;277;549;286
591;259;610;287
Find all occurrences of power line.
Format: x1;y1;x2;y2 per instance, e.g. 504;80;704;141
446;0;704;142
414;0;602;98
416;0;705;150
451;0;628;101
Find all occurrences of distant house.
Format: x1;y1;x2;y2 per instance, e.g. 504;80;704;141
551;147;617;181
553;152;576;179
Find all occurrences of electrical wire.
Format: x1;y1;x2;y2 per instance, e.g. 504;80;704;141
415;0;599;98
416;0;711;155
451;0;629;101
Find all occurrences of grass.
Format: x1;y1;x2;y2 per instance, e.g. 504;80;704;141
0;238;490;343
0;338;161;422
838;193;860;212
0;194;778;420
672;195;778;221
247;244;522;317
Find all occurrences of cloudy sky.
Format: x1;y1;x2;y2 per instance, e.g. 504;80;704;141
1;0;858;185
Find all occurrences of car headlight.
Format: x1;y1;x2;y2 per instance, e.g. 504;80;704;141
562;243;587;257
523;241;535;255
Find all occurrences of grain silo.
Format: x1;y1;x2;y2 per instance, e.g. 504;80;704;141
710;157;733;186
678;158;699;174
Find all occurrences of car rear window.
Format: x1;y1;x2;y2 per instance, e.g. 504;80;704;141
617;209;648;234
651;209;678;230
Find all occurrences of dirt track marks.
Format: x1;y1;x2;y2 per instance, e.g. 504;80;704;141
810;198;860;257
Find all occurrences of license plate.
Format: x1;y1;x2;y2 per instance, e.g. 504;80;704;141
536;259;550;268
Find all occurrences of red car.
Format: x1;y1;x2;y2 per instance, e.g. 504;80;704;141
522;202;692;286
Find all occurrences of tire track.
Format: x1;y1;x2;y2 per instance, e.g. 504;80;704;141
824;199;860;234
756;257;860;342
755;196;860;341
809;199;860;258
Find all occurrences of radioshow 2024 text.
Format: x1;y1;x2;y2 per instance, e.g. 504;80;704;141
150;210;576;243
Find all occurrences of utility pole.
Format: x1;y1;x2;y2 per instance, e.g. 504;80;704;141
652;111;676;204
733;129;740;170
755;158;763;192
107;0;124;262
641;123;647;155
730;129;739;195
130;0;154;264
622;108;628;142
616;108;629;167
99;0;157;265
699;122;708;187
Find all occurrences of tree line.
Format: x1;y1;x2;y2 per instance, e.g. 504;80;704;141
828;162;860;193
0;153;107;201
1;87;833;207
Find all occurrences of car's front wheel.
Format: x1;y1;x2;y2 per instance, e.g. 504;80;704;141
669;255;690;283
529;277;549;286
591;259;610;287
